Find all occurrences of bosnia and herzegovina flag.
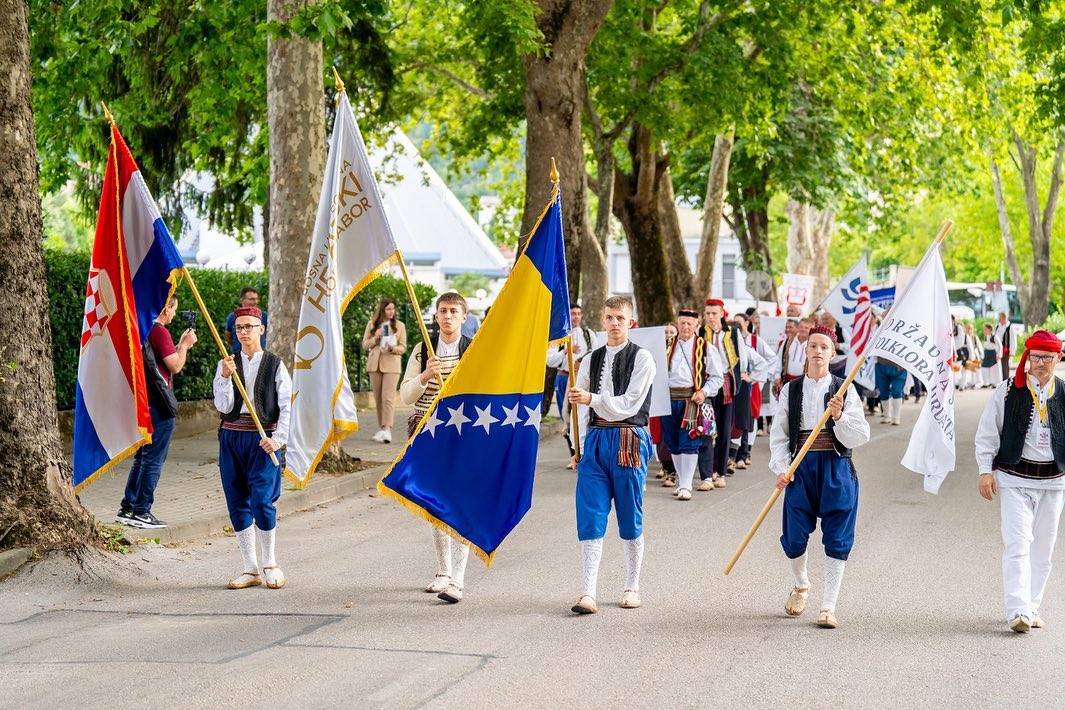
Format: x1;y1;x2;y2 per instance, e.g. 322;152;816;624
378;182;571;564
72;122;184;490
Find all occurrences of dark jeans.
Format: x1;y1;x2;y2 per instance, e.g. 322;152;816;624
699;394;735;479
120;413;176;515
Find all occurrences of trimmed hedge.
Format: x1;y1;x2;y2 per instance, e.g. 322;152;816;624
46;248;435;408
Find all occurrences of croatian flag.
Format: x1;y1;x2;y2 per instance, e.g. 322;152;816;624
72;124;184;490
822;255;875;389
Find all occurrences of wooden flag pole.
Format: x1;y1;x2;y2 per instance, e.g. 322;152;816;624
723;219;955;575
180;268;279;467
395;256;445;389
566;337;581;461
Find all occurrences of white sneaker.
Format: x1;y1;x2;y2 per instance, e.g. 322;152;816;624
371;430;386;443
381;430;392;443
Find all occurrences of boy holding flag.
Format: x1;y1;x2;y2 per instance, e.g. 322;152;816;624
213;306;291;590
398;292;473;604
568;295;656;614
769;325;870;628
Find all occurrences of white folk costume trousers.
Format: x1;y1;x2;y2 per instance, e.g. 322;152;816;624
1000;486;1065;621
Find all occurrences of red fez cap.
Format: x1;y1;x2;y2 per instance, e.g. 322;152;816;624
706;298;725;307
1015;329;1063;388
234;306;263;321
809;325;838;345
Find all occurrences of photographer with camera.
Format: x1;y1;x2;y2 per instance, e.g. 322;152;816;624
116;296;198;529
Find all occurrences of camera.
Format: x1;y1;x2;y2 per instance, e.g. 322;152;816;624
179;310;198;326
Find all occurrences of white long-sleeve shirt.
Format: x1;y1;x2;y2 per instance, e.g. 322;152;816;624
745;341;771;384
213;351;293;446
975;377;1064;490
747;333;781;383
576;341;656;447
546;327;601;372
667;336;724;398
768;374;870;475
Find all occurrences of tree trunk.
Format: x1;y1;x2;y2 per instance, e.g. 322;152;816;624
266;0;325;369
579;136;615;324
785;199;813;274
612;124;674;326
521;0;614;302
1009;130;1064;327
0;0;97;551
695;131;734;300
742;174;772;273
989;155;1028;315
658;164;695;309
809;206;834;303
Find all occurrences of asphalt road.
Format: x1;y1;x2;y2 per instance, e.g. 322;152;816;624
2;386;1063;709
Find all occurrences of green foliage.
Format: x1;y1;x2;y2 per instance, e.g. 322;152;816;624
448;272;491;296
44;249;434;408
96;523;132;554
29;0;403;238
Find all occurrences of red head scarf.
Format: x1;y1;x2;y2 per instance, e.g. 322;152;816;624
1014;329;1063;388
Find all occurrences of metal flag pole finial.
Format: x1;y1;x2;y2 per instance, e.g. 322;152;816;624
331;66;346;94
549;157;559;183
100;101;115;126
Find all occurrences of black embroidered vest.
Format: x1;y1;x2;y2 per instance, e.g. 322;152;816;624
588;341;652;427
787;374;852;458
221;350;282;427
992;378;1065;474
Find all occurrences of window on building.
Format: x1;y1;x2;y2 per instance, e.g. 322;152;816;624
722;254;736;299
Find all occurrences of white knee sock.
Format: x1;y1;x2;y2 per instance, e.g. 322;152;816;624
451;542;470;588
823;557;846;611
623;536;645;592
675;453;698;491
433;527;452;577
790;552;810;589
235;526;258;574
581;538;604;598
892;398;903;421
255;525;276;568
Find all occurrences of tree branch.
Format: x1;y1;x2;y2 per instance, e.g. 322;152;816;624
407;62;490;99
1042;133;1065;239
989;153;1027;312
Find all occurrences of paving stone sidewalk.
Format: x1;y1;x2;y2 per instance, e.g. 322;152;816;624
76;407;566;544
77;408;415;544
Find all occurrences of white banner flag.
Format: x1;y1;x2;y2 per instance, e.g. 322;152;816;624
821;256;875;389
866;241;956;493
285;91;401;485
780;273;816;315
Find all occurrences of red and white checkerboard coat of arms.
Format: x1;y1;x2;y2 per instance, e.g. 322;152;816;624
81;267;117;349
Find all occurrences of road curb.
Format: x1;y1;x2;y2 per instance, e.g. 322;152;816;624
136;423;562;546
147;467;385;545
0;547;34;579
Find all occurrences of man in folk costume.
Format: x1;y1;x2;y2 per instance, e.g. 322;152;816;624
731;313;772;469
660;308;723;501
547;303;601;468
399;292;473;603
700;298;748;487
975;329;1065;633
995;311;1013;382
567;296;656;615
769;325;870;629
213;306;292;590
774;318;805;396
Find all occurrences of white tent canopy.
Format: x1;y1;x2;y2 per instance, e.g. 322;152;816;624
181;130;509;287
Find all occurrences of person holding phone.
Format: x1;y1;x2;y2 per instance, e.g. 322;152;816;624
363;298;407;443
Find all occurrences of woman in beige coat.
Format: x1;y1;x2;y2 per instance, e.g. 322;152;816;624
363;298;407;443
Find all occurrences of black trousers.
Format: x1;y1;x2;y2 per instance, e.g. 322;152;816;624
699;393;735;479
1001;354;1010;382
